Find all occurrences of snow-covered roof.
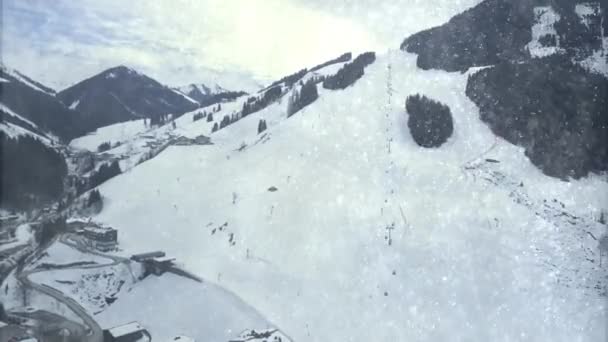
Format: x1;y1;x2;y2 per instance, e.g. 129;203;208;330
108;321;146;337
152;256;176;263
83;226;115;234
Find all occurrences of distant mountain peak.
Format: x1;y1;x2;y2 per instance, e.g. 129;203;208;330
57;66;198;132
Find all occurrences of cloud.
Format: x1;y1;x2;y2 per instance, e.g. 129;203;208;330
2;0;482;90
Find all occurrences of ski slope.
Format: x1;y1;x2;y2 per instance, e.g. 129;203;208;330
94;51;608;341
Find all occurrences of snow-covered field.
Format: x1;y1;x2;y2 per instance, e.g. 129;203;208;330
70;119;149;151
91;51;607;341
97;273;277;342
28;240;110;269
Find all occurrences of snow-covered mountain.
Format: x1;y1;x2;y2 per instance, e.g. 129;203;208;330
0;64;84;141
57;66;199;132
2;1;607;341
85;46;607;342
175;66;264;94
403;0;608;179
173;83;248;108
175;83;228;101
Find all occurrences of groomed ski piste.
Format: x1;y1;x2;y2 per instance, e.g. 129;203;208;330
78;51;606;341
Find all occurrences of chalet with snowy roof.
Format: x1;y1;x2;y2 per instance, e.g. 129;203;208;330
83;226;117;251
131;251;175;276
103;321;151;342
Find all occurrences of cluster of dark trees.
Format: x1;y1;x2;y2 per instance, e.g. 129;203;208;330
406;94;454;148
257;119;268;134
322;52;376;90
212;112;241;133
87;188;102;207
401;0;607;71
193;112;206;122
287;79;319;117
0;132;67;209
466;57;608;179
89;160;121;189
242;86;282;117
97;141;111;152
310;52;352;72
267;69;308;89
220;115;232;129
150;112;172;126
35;215;67;246
195;102;225;122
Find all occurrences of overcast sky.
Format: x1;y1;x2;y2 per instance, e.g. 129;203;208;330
2;0;481;90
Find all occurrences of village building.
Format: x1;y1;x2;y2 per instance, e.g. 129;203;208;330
82;226;117;251
103;321;151;342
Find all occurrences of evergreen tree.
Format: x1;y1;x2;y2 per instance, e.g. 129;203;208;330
323;52;375;90
90;160;121;188
212;122;219;133
287;78;318;117
257;119;267;134
220;115;231;129
97;142;111;152
87;189;102;207
0;132;67;209
406;94;454;148
207;113;214;122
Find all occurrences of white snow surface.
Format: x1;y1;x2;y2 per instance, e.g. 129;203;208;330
527;6;564;58
93;51;608;341
29;240;109;269
69;99;81;110
97;273;274;342
70;119;149;151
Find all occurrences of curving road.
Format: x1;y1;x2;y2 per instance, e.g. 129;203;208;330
16;234;132;342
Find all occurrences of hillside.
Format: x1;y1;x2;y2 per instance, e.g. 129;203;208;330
0;64;86;141
57;66;199;132
402;0;608;179
91;51;608;341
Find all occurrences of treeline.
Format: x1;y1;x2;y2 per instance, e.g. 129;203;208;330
242;86;282;117
89;160;121;189
287;79;319;117
310;52;352;72
193;103;222;122
0;132;67;209
211;112;240;133
323;52;376;90
267;69;308;89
